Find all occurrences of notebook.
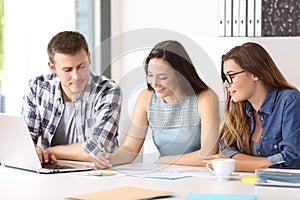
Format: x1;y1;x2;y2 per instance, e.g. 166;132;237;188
0;113;95;174
255;168;300;188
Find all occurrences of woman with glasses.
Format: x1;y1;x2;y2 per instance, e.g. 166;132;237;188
206;42;300;172
94;40;220;169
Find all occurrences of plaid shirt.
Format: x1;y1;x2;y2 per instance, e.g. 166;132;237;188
21;73;121;157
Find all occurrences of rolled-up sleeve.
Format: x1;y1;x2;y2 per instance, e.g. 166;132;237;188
267;153;285;166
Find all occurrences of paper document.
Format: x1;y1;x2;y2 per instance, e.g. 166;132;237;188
112;164;251;180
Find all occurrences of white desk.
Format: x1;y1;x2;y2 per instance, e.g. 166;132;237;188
1;163;300;200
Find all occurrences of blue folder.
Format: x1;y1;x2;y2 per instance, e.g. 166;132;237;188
186;193;256;200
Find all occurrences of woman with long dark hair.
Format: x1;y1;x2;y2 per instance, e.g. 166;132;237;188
95;40;220;168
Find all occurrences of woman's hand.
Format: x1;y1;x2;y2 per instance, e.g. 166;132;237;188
94;152;112;169
203;154;229;165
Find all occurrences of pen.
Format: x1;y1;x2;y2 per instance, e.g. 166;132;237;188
90;153;112;167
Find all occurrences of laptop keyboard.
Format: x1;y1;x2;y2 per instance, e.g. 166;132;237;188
42;162;74;169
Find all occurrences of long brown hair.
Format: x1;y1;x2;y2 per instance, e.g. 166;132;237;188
220;42;298;154
144;40;208;95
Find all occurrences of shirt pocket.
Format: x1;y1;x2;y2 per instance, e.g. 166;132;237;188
260;135;282;156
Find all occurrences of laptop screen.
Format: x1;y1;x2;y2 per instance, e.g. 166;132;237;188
0;114;94;173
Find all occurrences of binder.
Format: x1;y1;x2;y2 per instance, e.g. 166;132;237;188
218;1;300;37
218;0;226;36
225;0;232;37
260;1;300;36
232;0;240;36
239;0;247;37
247;0;255;36
255;0;262;36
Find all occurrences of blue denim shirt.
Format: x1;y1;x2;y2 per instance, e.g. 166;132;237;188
219;88;300;168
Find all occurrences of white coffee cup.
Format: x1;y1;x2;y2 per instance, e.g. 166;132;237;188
206;158;236;181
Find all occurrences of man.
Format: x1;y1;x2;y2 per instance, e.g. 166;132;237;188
21;31;121;163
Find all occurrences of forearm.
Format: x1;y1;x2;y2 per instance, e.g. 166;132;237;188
232;153;271;172
156;150;205;166
110;146;140;166
47;142;93;162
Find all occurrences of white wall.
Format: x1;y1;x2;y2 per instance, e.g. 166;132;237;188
111;0;300;162
3;0;76;114
249;37;300;88
3;0;299;161
3;0;299;119
111;0;249;99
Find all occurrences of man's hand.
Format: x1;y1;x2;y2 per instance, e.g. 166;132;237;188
35;145;57;163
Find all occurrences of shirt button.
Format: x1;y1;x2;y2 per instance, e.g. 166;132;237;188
258;152;261;155
274;145;278;149
260;117;264;121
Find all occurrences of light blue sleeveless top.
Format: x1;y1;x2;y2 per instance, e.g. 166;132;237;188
147;92;201;156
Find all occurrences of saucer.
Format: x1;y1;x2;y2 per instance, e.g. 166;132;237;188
209;173;241;181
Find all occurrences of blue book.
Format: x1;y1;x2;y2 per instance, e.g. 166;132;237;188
186;193;256;200
256;168;300;183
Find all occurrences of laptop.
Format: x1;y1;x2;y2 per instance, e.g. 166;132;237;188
0;113;95;174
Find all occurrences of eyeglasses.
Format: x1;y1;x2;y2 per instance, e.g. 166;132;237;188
221;71;245;84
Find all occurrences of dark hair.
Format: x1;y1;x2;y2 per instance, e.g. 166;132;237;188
144;40;208;95
47;31;89;64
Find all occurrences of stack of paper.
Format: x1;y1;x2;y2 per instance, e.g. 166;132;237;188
255;168;300;187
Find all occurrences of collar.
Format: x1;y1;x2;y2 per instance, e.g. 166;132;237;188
53;75;64;104
76;73;98;101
